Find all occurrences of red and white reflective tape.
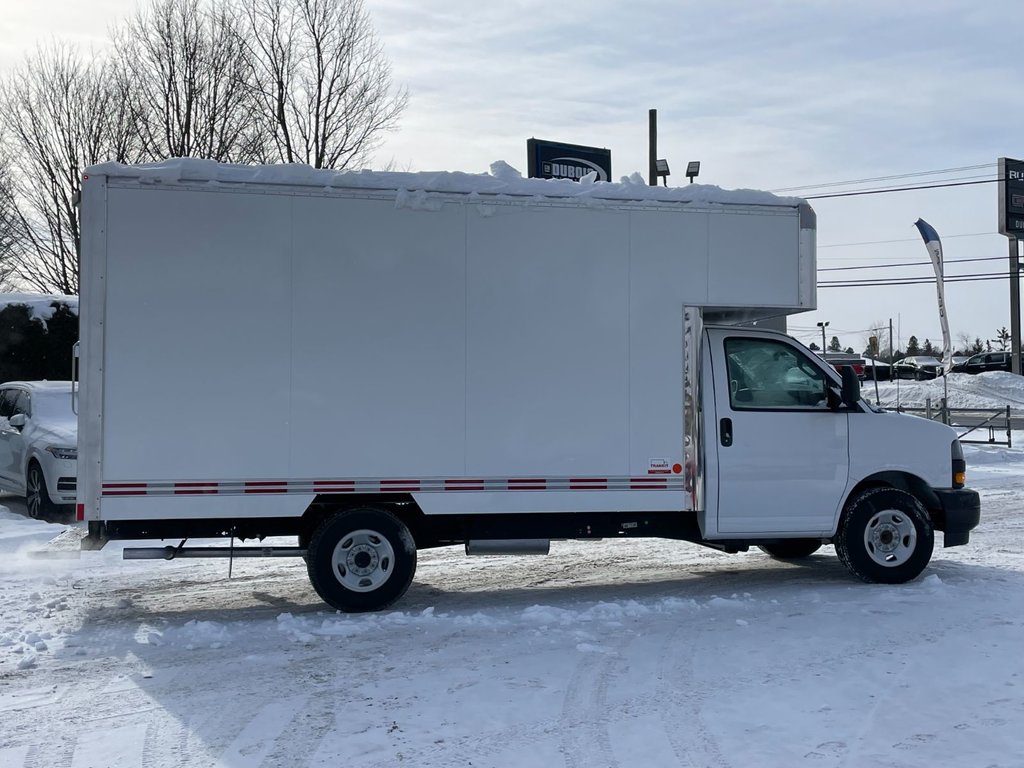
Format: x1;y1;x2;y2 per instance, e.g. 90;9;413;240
100;475;687;497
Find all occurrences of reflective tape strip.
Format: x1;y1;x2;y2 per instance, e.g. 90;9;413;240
101;475;687;497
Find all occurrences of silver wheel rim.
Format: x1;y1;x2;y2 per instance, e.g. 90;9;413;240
26;467;41;518
864;509;917;566
330;529;395;593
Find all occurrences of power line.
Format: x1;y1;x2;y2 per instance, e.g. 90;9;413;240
819;231;994;249
819;272;1009;288
821;270;1005;286
803;178;997;200
770;163;995;193
819;255;1008;272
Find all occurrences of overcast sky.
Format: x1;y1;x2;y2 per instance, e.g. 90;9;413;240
4;0;1022;352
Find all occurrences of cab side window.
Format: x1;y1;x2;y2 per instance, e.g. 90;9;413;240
725;338;829;410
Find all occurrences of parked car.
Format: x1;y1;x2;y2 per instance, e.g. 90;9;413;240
951;351;1012;374
0;381;77;518
893;356;943;380
861;357;891;381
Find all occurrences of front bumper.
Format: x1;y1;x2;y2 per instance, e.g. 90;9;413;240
43;457;77;504
933;488;981;547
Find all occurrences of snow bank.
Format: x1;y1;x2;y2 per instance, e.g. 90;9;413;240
86;158;805;208
0;508;69;562
0;293;77;323
872;372;1024;410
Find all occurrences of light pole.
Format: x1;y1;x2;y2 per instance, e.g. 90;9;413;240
817;321;829;351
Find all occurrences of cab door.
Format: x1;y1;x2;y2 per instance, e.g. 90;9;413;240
707;329;850;535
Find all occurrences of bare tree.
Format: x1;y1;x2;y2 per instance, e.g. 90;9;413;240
864;322;890;361
0;44;140;294
242;0;406;169
115;0;262;162
0;152;26;290
955;331;973;357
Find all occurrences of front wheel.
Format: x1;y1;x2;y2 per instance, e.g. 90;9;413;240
26;461;57;520
835;488;934;584
758;539;822;560
306;507;417;612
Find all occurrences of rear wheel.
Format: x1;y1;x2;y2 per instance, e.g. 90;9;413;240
757;539;822;560
835;487;934;584
306;507;417;612
26;461;57;520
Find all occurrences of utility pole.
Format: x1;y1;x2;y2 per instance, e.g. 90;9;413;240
648;109;657;186
998;157;1023;374
1011;237;1021;374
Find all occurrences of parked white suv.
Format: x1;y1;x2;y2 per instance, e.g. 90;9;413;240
0;382;77;518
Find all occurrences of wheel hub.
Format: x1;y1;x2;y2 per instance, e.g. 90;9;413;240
870;524;899;553
864;510;917;566
330;529;395;592
348;545;378;576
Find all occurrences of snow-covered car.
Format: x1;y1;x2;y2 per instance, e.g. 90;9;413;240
893;356;943;380
0;381;77;518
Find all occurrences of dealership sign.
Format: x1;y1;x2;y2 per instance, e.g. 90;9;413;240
999;157;1024;236
527;139;611;182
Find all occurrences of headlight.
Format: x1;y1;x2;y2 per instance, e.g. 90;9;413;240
45;446;77;460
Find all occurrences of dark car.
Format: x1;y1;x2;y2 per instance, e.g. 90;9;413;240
951;351;1012;374
861;357;891;381
892;356;943;380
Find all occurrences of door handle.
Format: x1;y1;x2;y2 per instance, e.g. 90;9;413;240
720;418;733;447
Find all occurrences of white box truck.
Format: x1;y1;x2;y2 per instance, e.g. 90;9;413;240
76;160;980;612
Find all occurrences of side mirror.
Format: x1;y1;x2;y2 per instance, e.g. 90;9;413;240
9;413;26;428
840;366;860;408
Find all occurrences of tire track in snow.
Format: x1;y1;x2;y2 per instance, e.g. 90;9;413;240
558;636;628;768
657;624;729;768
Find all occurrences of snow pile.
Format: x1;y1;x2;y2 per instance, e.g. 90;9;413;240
0;293;77;323
147;619;231;650
86;157;805;208
0;509;69;563
872;371;1024;409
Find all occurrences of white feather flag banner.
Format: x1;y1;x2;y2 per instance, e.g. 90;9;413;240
914;218;953;374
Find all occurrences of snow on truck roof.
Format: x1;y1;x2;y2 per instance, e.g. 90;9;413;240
85;158;808;210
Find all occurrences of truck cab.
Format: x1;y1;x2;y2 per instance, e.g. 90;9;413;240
702;325;978;582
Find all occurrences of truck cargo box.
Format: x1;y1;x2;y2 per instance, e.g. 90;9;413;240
78;161;815;526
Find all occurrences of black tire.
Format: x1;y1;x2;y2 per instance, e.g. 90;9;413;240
757;539;822;560
835;487;934;584
914;370;922;381
26;461;57;520
306;507;417;612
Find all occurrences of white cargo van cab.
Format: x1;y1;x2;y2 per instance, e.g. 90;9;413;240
76;160;980;612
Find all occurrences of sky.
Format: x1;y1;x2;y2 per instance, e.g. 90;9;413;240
3;0;1023;353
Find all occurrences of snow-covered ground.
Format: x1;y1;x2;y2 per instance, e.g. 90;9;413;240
868;371;1024;411
1;392;1023;766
